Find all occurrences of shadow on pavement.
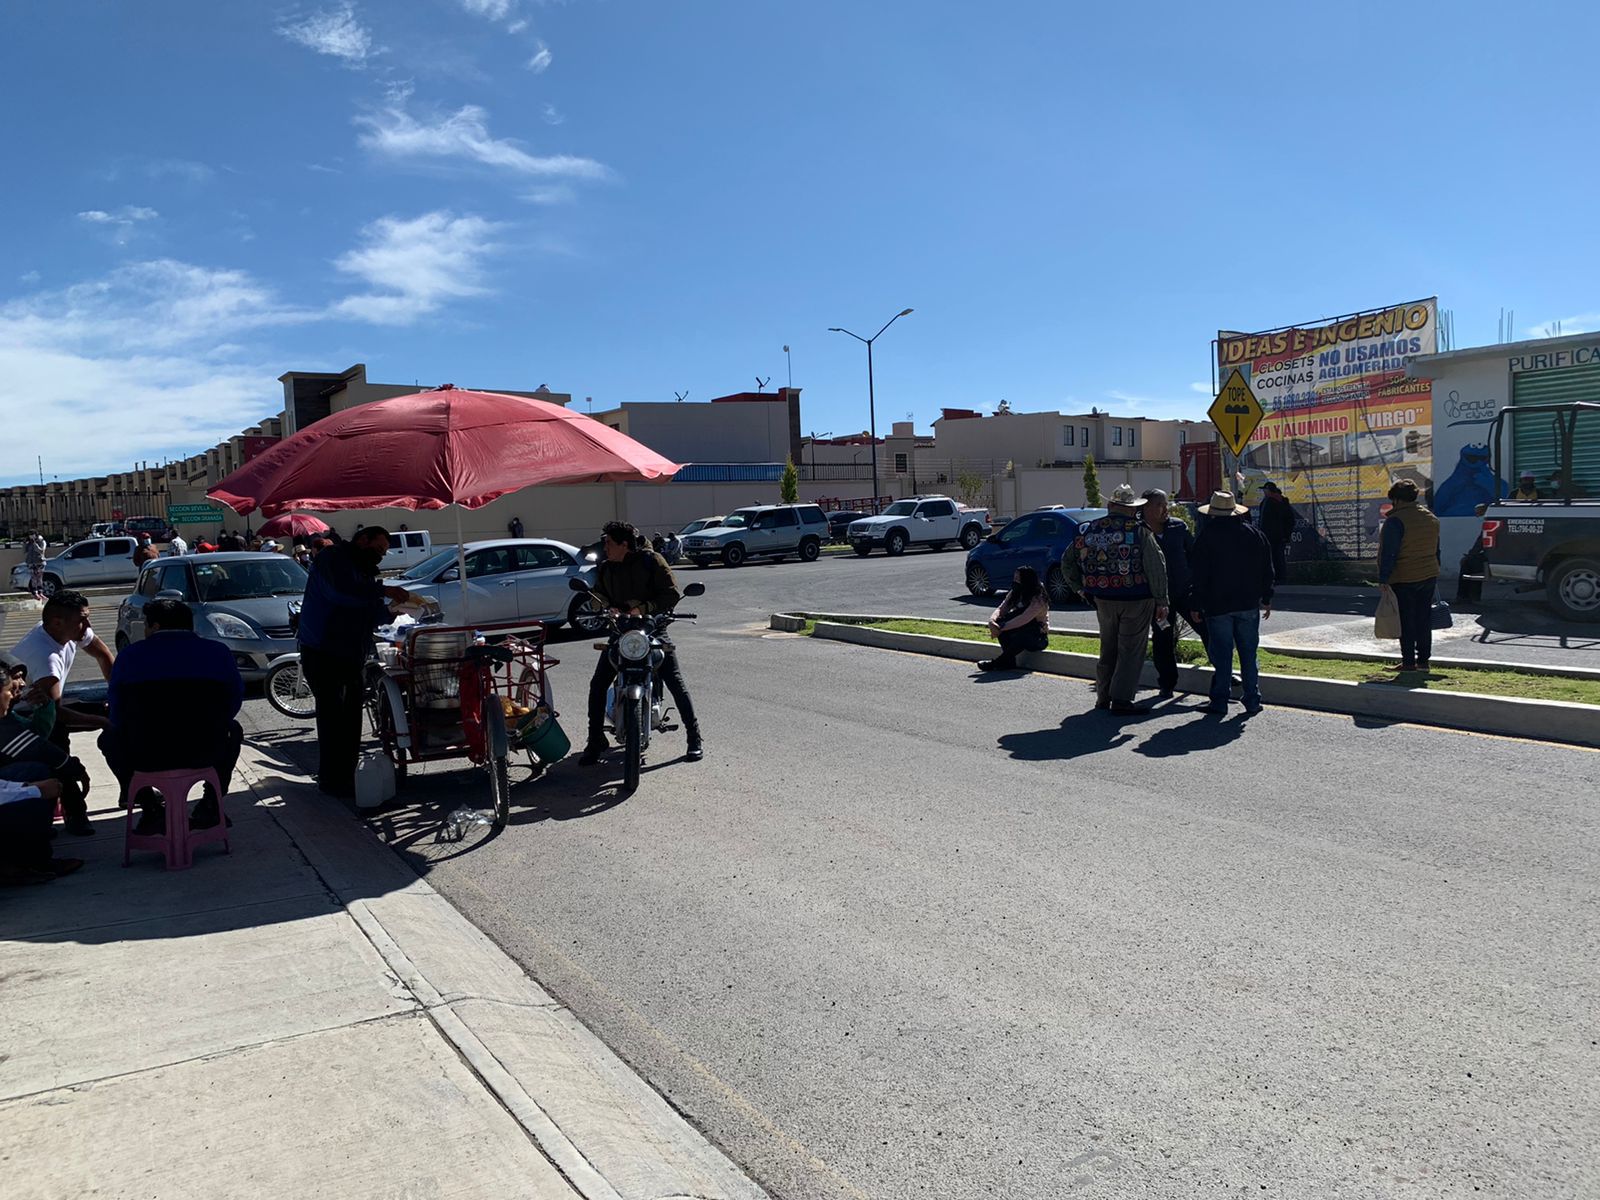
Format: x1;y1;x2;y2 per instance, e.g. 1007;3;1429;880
1133;711;1248;758
997;710;1148;760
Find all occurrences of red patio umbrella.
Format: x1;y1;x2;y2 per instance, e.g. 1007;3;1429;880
208;386;681;619
209;386;679;516
256;513;331;539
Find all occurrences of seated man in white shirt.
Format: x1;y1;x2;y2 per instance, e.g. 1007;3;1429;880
9;589;115;754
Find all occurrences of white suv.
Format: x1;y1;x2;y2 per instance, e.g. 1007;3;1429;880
683;504;829;567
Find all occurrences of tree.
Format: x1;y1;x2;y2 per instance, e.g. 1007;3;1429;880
956;469;987;507
780;456;799;504
1082;454;1102;507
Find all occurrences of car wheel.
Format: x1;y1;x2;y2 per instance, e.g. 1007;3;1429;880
1046;565;1071;606
723;543;747;568
115;630;131;652
41;574;61;598
853;543;872;557
885;530;907;556
1547;557;1600;622
799;537;821;562
965;562;993;596
569;593;607;634
959;524;983;550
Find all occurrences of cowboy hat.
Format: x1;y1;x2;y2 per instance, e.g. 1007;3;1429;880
1197;489;1248;516
1107;483;1147;508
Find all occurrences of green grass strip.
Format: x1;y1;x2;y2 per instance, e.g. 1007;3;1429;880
810;616;1600;707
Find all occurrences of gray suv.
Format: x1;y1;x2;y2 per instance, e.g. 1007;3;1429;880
682;504;829;567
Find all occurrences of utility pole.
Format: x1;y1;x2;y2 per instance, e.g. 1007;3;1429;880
828;308;914;514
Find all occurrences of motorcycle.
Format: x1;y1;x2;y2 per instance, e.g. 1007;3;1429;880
569;576;704;793
651;531;683;565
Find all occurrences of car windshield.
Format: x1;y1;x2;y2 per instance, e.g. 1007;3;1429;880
881;501;918;516
401;547;461;580
193;559;307;601
721;509;759;528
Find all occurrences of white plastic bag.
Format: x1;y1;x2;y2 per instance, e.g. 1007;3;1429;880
1374;588;1401;640
354;751;396;810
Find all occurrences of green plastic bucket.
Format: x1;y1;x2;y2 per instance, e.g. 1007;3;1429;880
515;709;571;762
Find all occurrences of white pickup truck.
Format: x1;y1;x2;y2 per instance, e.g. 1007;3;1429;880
380;529;435;573
847;496;991;557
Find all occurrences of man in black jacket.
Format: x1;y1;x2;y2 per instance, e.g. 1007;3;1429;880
1189;490;1274;716
578;522;702;765
1258;481;1296;583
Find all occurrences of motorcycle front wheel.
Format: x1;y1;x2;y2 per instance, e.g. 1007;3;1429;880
622;693;643;793
265;656;317;719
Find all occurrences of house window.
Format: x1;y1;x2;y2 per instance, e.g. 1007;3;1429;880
1080;426;1089;448
1127;426;1136;447
1112;428;1123;447
894;453;908;473
1063;425;1074;447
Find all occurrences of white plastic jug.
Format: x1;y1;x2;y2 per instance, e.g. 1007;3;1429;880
354;751;396;811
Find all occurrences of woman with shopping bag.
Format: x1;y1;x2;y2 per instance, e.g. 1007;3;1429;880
1376;479;1440;671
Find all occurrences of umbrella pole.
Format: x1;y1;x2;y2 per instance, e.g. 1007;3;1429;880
455;508;469;626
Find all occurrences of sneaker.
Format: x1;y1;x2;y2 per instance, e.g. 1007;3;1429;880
685;739;704;763
578;740;608;766
1203;702;1227;715
1416;660;1431;672
1242;703;1263;716
1157;688;1175;700
1110;702;1147;716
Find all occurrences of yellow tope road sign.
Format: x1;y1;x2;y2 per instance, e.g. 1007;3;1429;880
1208;369;1264;457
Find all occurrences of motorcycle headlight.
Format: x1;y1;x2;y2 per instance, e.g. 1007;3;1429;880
207;613;256;640
617;630;651;661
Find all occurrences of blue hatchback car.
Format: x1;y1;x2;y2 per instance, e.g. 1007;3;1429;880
964;506;1108;604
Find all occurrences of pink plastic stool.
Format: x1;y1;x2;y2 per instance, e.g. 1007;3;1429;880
122;767;228;870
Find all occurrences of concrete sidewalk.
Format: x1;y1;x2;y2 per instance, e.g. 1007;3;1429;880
0;744;768;1200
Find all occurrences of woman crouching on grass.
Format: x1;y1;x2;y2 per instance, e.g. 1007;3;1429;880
979;565;1050;673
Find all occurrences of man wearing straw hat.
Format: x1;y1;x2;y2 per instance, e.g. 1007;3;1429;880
1188;489;1274;716
1061;484;1169;715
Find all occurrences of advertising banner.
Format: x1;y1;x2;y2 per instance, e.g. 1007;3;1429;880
1216;298;1436;560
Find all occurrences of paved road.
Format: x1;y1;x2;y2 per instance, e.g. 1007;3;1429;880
230;552;1598;1199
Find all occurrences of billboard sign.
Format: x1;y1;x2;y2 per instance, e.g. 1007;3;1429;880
1216;298;1436;560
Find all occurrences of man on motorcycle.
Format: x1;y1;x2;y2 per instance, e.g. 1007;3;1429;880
578;522;703;765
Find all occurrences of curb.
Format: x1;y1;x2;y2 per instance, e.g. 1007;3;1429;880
769;611;1600;681
237;752;769;1200
779;615;1600;751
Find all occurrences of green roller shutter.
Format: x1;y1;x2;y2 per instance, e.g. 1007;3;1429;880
1511;361;1600;494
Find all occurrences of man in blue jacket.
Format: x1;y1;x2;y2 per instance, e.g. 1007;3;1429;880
296;526;410;798
99;598;244;832
1189;490;1275;716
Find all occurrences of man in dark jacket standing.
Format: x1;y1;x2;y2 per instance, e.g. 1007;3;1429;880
1061;485;1169;715
297;526;410;797
1377;478;1441;671
1189;490;1274;716
1258;482;1296;583
1140;488;1204;699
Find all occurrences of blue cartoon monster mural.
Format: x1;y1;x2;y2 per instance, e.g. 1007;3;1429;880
1433;442;1506;517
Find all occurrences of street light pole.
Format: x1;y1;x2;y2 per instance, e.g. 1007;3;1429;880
828;308;912;514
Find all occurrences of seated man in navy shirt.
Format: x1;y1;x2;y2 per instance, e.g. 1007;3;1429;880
98;598;244;833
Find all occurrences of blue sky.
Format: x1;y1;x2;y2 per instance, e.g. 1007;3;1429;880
3;0;1598;485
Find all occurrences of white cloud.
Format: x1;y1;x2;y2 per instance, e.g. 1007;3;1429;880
459;0;515;18
540;102;564;126
1105;389;1202;418
355;101;608;179
144;158;214;182
333;210;499;325
18;270;41;285
278;2;375;65
1525;314;1600;338
507;19;528;33
77;205;161;245
526;41;552;72
1189;381;1213;395
0;266;307;482
523;184;574;206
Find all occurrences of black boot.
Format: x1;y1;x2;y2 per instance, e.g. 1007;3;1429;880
578;736;608;766
685;726;704;762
